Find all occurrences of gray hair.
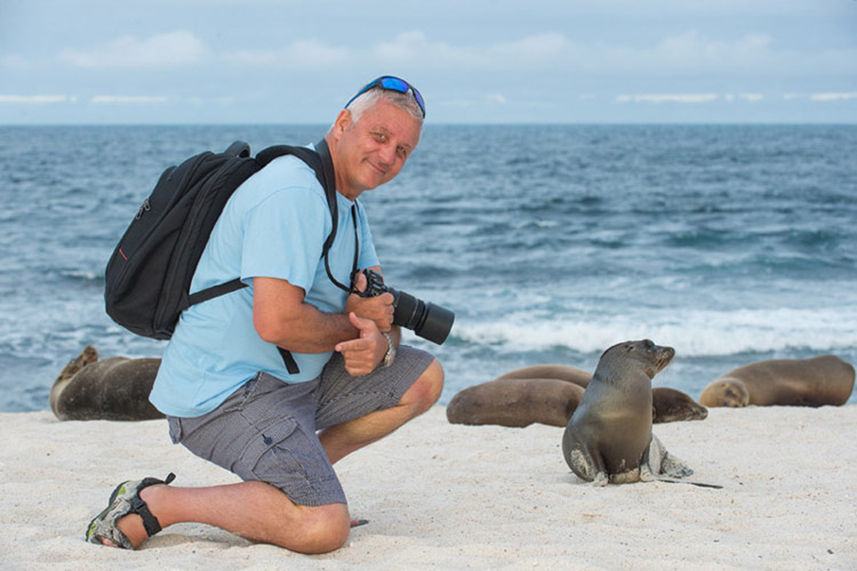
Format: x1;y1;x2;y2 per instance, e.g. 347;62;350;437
346;87;424;126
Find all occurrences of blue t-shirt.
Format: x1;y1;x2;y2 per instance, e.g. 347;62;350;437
149;151;379;417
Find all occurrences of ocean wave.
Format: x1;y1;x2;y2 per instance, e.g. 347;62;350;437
454;306;857;357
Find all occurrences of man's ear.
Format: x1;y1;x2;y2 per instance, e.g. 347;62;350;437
331;108;353;142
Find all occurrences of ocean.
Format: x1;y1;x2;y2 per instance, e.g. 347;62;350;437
1;124;855;413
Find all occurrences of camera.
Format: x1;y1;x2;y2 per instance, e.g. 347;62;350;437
356;269;455;345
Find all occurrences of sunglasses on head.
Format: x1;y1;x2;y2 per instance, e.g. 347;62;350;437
344;75;425;118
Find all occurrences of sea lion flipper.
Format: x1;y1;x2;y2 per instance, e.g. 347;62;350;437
661;452;693;478
562;429;608;485
649;435;693;478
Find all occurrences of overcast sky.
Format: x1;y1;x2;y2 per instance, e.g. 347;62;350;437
2;0;856;124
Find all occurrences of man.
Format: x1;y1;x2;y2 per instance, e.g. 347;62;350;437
86;76;444;554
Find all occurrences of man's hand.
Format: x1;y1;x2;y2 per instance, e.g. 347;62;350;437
345;270;394;332
335;312;389;376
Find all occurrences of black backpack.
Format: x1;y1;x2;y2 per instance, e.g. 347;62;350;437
104;139;343;361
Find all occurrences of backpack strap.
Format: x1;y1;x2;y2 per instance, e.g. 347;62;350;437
187;278;245;306
248;140;346;376
314;140;340;261
187;142;337;309
186;141;350;376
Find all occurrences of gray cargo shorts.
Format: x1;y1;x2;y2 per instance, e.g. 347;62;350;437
167;345;435;506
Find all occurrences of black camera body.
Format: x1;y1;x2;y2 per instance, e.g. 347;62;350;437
357;269;454;345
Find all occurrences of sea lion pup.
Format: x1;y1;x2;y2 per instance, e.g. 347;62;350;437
50;345;164;421
562;340;693;485
700;354;855;407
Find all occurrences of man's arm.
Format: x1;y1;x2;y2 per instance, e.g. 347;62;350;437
252;276;356;353
252;275;395;375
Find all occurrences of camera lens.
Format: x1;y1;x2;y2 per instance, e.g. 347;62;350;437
415;302;455;344
391;289;455;345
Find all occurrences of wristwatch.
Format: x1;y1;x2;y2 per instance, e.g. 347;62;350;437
381;332;396;368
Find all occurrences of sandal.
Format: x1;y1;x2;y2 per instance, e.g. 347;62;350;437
85;472;176;549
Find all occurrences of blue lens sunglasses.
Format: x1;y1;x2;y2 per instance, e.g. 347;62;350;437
344;76;425;118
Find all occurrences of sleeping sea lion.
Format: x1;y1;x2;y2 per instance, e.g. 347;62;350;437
493;364;592;387
446;378;585;427
652;387;708;423
699;355;855;407
50;346;164;421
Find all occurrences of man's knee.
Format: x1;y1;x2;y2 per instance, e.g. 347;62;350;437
402;358;444;415
290;503;351;554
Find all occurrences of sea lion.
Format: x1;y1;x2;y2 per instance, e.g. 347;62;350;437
494;364;592;388
446;378;585;427
652;387;708;423
699;355;855;407
562;339;693;485
447;366;706;428
50;346;164;421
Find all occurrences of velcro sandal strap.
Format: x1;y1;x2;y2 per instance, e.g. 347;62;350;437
132;496;163;537
135;473;176;537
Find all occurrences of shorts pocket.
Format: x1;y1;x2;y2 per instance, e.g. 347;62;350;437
236;416;338;504
237;416;299;475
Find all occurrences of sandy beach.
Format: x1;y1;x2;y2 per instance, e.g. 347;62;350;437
1;405;854;570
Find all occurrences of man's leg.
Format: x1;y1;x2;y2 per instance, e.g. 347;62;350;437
93;351;442;552
106;481;350;553
318;357;443;464
95;373;353;553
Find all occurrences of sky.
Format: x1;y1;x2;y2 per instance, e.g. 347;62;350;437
1;0;856;124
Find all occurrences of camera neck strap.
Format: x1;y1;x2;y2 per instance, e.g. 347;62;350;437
324;204;359;292
314;138;359;293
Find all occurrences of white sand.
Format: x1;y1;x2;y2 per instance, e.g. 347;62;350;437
1;405;855;570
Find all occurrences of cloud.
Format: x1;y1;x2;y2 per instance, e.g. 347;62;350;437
616;93;719;104
1;55;29;68
224;40;348;68
810;92;857;102
357;29;786;74
486;33;569;65
725;93;765;103
658;31;772;68
91;95;168;104
371;31;568;70
595;30;780;77
372;31;434;63
0;95;71;104
365;29;840;79
59;30;207;68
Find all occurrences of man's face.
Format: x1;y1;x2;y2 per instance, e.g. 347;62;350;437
330;99;422;200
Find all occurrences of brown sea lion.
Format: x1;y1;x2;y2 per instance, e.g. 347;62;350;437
699;355;855;408
447;365;706;428
652;387;708;423
446;378;585;427
493;364;592;387
562;340;693;485
50;346;164;421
